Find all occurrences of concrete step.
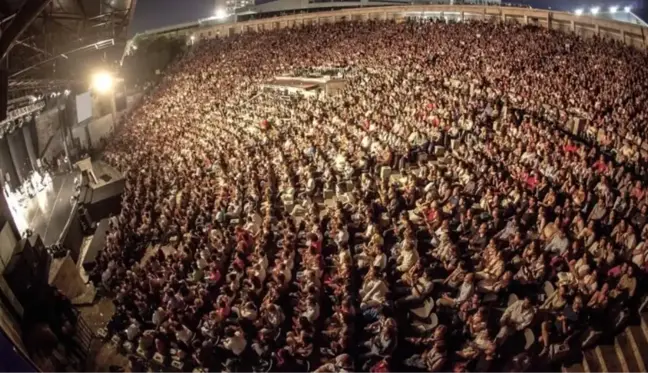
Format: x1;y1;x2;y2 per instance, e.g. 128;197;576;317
596;344;622;372
614;331;640;373
568;308;648;373
583;348;605;373
562;361;585;373
627;323;648;372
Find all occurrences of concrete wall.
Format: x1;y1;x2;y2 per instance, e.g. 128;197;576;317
47;255;85;300
34;94;142;161
34;108;64;163
186;5;648;49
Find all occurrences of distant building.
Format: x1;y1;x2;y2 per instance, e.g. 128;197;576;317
218;0;254;14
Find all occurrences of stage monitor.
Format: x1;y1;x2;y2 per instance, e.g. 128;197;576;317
75;91;93;124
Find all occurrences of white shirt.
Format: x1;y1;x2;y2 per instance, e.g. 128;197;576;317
303;304;320;322
152;309;164;326
224;332;247;356
336;229;349;246
397;249;419;273
240;306;258;321
176;326;193;344
456;281;474;304
126;323;140;341
101;269;112;284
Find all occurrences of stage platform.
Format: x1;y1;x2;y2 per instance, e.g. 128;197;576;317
25;172;79;247
12;160;123;247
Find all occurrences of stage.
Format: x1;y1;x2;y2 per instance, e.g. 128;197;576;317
7;171;80;247
7;160;124;247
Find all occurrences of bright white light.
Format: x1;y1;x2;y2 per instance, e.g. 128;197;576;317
609;6;618;13
214;8;228;19
91;71;114;94
64;89;71;96
574;8;584;15
590;6;600;14
624;5;631;12
191;35;195;41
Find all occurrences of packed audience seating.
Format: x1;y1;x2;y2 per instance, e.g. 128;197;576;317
92;18;648;372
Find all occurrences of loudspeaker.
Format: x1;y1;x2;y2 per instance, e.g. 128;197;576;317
3;237;49;307
61;206;84;263
82;218;110;269
85;178;125;222
115;94;127;112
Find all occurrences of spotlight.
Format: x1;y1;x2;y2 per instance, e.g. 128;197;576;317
590;6;600;15
624;5;631;12
574;8;584;15
91;71;114;94
609;6;618;13
214;8;228;19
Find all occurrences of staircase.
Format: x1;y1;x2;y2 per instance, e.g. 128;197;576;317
563;311;648;373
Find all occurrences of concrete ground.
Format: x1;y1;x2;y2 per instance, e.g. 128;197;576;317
77;297;129;371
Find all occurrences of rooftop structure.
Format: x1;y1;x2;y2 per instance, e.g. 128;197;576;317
0;0;136;97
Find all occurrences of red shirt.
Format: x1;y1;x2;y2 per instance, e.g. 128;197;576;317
311;239;322;254
525;175;538;189
563;144;577;153
426;208;438;223
209;270;221;283
593;161;608;173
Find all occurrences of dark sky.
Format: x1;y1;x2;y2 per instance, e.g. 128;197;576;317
130;0;216;34
129;0;647;35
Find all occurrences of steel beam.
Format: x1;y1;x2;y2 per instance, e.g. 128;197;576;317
0;0;53;63
10;38;114;78
16;40;53;56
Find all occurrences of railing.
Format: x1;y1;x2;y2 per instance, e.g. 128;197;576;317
67;311;95;369
74;315;95;354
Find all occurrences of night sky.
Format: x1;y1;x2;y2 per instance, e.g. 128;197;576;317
129;0;647;35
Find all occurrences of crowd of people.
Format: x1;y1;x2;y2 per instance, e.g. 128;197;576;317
92;18;648;372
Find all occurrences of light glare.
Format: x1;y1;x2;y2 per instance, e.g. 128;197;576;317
215;8;228;19
92;71;114;94
574;8;584;15
609;6;618;13
624;5;631;12
590;6;600;14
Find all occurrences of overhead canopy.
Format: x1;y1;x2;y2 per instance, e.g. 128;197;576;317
0;0;136;97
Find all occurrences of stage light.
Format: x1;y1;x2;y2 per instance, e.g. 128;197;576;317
214;8;228;19
574;8;584;15
590;6;600;15
624;5;631;12
609;6;618;13
91;71;114;94
191;35;196;41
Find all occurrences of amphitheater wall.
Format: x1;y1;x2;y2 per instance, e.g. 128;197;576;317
191;5;647;50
